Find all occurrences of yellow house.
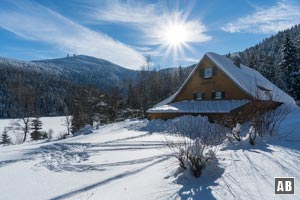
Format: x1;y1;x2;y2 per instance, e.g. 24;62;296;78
147;52;294;126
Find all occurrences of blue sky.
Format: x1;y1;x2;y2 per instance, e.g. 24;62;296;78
0;0;300;70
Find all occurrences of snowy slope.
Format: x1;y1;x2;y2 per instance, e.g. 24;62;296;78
0;107;300;200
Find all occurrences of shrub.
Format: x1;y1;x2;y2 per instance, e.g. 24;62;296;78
228;105;289;145
164;116;226;177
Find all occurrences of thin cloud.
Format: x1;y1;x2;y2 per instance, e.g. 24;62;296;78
90;0;159;24
0;0;146;69
222;1;300;34
87;0;211;45
175;56;199;63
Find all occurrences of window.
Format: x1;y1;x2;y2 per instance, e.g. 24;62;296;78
193;92;204;100
215;91;222;99
204;67;213;78
199;67;216;79
257;85;272;100
212;90;225;100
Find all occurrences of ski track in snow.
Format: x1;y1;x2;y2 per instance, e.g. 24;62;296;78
0;116;299;200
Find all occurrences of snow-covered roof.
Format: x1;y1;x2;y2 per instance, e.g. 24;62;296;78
205;53;294;104
153;52;294;109
148;100;250;114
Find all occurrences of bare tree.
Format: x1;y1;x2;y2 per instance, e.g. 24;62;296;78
10;79;36;142
108;87;124;121
62;107;72;136
145;55;151;71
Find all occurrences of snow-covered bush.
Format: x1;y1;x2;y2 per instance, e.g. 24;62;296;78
166;135;217;177
227;104;290;145
248;126;256;145
144;115;228;142
164;116;226;177
231;123;241;141
73;125;93;136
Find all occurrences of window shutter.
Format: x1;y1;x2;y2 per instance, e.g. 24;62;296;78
222;90;225;99
199;69;204;78
212;67;217;76
193;92;197;100
211;91;215;99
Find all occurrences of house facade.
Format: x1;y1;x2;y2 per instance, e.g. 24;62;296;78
147;52;294;127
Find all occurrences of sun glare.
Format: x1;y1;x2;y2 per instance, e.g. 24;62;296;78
162;23;189;46
152;10;210;65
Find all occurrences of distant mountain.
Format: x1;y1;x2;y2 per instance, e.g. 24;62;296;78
32;55;139;92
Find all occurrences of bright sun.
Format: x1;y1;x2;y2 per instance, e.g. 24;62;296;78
153;11;210;64
162;23;189;47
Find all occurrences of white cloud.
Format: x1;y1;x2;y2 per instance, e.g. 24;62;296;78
0;0;146;69
222;1;300;34
90;0;159;24
87;0;211;45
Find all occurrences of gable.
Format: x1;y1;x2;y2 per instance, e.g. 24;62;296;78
173;55;250;102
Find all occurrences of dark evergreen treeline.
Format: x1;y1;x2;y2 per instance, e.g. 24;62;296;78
126;65;194;114
236;24;300;100
0;62;77;118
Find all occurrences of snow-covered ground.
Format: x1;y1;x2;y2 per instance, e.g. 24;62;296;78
0;116;67;143
0;106;300;200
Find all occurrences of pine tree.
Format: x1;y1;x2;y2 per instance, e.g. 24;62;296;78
30;117;43;140
294;35;300;100
1;128;11;145
279;36;297;95
178;65;185;84
259;54;275;82
295;35;300;65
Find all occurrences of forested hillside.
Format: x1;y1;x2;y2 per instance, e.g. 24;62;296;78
237;24;300;100
0;55;193;119
33;55;139;92
0;59;76;118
